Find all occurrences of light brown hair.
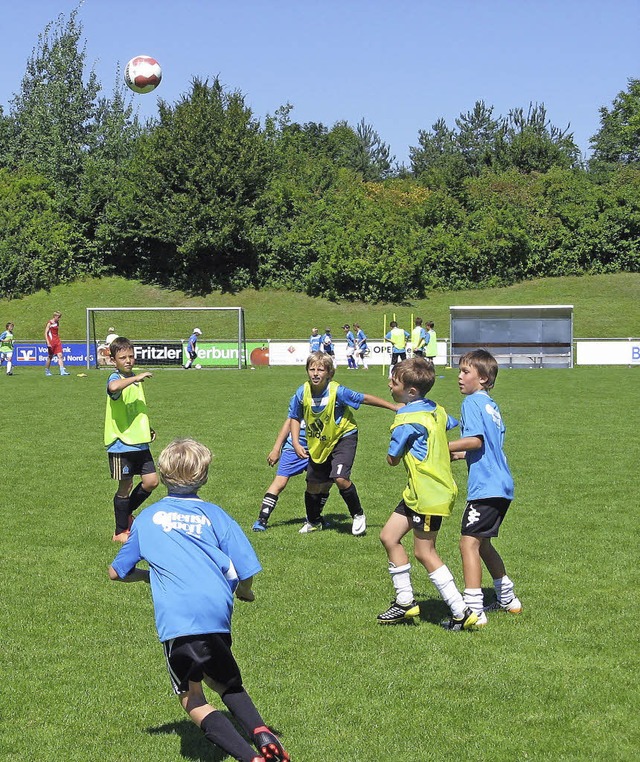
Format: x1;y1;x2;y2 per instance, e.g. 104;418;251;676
459;349;498;390
158;438;212;493
391;357;435;396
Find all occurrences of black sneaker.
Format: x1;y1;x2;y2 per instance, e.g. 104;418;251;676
440;606;479;631
253;726;290;762
377;599;420;624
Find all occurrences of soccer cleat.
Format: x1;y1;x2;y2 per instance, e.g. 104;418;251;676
60;369;70;376
45;370;52;376
351;513;367;536
440;607;479;631
112;530;130;543
377;599;420;624
253;726;290;762
252;518;268;532
6;372;12;376
299;520;323;533
485;596;522;614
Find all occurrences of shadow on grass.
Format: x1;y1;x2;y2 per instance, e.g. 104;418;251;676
271;511;364;535
147;719;225;761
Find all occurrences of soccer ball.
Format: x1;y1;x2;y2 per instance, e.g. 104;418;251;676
195;364;202;370
124;55;162;94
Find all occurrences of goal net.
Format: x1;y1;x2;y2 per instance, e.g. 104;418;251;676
86;307;247;369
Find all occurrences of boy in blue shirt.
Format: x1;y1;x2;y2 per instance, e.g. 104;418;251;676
378;358;478;631
309;327;322;353
448;349;522;626
342;324;357;369
289;351;397;536
353;323;368;370
183;327;202;369
105;337;159;542
109;438;290;762
320;328;335;364
252;416;326;531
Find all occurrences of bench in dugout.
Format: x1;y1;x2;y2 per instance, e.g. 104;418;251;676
453;343;572;368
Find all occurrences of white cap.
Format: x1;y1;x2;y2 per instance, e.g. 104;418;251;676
193;328;202;335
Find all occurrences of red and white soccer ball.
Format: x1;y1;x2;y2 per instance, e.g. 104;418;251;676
124;55;162;94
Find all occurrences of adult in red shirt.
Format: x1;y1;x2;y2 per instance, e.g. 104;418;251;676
45;311;70;376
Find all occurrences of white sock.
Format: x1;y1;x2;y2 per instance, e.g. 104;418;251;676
494;575;515;605
429;564;465;618
389;562;413;606
463;587;484;616
6;360;11;373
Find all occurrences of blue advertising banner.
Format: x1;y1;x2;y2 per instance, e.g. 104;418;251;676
13;343;94;367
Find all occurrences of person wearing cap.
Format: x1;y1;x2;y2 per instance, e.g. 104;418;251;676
183;328;202;369
106;327;119;346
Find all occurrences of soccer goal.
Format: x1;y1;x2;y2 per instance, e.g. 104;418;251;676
86;307;247;369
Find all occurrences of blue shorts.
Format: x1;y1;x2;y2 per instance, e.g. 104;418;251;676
277;448;308;478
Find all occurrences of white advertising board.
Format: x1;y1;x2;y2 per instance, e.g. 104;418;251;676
576;341;640;365
267;340;448;366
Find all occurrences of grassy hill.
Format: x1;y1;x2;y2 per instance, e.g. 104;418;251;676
1;272;639;340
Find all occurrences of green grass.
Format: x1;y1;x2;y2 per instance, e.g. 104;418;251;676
2;271;640;341
1;363;638;761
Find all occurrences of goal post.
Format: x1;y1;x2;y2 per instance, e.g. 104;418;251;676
86;307;247;369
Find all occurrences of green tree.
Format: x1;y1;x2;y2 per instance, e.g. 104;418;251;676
590;78;640;172
9;9;100;193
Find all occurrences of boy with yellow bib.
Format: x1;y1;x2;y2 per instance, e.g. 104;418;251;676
289;352;397;536
378;358;478;631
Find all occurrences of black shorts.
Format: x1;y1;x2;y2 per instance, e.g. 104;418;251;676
188;350;197;360
394;499;443;532
460;498;511;537
413;349;425;357
391;352;406;365
307;432;358;484
108;449;156;480
163;633;242;695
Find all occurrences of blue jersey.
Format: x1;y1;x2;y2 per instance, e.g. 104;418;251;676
460;391;514;500
309;334;322;352
345;331;356;348
187;333;199;352
106;372;150;454
388;399;458;461
355;329;367;351
111;494;262;642
321;333;334;353
282;419;307;452
289;384;363;433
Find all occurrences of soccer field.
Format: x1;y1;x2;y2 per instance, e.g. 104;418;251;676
1;365;638;761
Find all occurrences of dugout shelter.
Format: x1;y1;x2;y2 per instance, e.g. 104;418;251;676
449;305;574;368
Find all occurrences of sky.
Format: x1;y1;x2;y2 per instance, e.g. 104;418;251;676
0;0;638;166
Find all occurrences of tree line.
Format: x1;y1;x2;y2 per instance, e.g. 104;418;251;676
0;10;639;302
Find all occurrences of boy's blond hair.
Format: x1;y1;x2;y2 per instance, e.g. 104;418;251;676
392;357;435;396
306;350;335;376
158;438;212;493
459;349;498;390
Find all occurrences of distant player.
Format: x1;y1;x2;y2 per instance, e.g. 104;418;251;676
309;327;322;353
411;317;427;358
105;337;159;542
448;350;521;626
105;327;119;346
353;323;369;370
343;324;357;369
425;321;437;365
109;437;290;762
385;320;410;376
44;311;70;376
0;322;15;375
183;327;202;369
321;328;335;365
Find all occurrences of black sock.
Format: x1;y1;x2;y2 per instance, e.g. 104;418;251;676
114;494;130;534
221;688;264;737
339;483;362;518
200;710;257;762
259;493;278;521
128;483;152;512
304;491;325;523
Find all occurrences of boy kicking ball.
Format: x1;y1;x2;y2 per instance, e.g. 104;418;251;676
289;351;397;536
378;358;478;631
108;438;290;762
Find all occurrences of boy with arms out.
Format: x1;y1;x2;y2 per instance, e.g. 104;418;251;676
378;358;478;630
44;311;70;376
109;438;289;762
448;349;521;626
105;337;159;542
0;322;14;375
290;351;397;536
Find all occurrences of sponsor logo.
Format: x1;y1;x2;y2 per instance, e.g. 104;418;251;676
17;346;38;363
153;510;212;535
465;507;481;527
